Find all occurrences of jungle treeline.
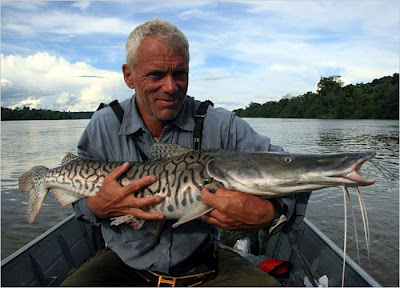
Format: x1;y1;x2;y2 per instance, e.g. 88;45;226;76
234;73;399;119
1;107;93;121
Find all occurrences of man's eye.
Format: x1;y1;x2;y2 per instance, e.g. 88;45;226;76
174;71;188;79
147;71;164;79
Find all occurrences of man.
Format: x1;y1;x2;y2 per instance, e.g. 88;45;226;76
62;19;307;286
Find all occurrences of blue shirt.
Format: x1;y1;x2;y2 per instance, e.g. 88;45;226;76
74;95;307;274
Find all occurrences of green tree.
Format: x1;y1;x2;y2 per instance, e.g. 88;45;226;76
233;74;399;120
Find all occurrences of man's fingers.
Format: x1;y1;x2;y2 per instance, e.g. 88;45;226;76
121;175;158;195
130;194;164;208
109;162;130;180
111;207;165;221
200;187;214;204
201;187;274;230
129;209;165;221
201;212;262;230
201;187;232;212
201;209;235;227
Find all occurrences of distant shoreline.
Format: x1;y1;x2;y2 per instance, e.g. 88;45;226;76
1;108;93;121
233;73;399;120
2;73;398;121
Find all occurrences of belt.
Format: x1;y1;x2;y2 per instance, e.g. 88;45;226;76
136;270;215;287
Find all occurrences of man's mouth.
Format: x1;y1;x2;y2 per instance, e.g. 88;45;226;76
157;97;180;106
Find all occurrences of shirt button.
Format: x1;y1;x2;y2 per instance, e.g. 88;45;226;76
163;248;168;254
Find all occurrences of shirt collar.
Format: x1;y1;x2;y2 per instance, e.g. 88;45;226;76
171;96;195;131
119;95;195;136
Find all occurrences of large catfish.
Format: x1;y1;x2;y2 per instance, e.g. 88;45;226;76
18;143;375;229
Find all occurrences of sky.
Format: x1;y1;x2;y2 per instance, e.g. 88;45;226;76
1;0;399;112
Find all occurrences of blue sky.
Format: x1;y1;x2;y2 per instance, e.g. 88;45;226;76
1;1;399;112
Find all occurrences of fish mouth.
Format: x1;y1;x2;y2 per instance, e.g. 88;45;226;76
337;151;376;185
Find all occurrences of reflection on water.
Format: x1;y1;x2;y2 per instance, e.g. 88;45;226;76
1;120;88;259
1;119;398;286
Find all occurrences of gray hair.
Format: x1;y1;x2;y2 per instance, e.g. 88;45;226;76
125;19;189;68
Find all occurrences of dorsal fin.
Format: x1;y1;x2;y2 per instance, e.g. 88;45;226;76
151;143;192;160
61;153;81;164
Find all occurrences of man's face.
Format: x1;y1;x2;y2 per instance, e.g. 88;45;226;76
123;37;189;124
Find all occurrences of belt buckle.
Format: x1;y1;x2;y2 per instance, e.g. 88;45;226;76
157;275;176;287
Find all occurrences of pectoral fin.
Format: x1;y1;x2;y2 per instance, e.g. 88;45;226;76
51;189;82;207
172;202;214;228
110;215;146;230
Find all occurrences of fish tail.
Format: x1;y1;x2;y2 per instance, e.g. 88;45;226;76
18;165;49;224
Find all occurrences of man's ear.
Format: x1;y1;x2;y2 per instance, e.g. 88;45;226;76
122;64;135;89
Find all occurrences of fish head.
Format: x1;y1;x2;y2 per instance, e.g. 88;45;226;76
206;151;376;196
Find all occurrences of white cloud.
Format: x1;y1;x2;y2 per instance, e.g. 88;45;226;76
72;1;91;11
178;8;207;20
1;78;13;86
56;92;78;107
1;1;398;111
1;53;131;111
8;97;42;110
3;10;136;37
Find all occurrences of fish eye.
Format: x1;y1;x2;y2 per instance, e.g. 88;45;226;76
284;157;292;163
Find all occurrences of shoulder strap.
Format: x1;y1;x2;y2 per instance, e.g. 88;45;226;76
193;100;213;150
97;100;149;161
109;100;124;124
96;102;108;111
96;100;124;125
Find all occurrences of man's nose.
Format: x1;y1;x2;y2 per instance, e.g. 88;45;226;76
162;74;178;94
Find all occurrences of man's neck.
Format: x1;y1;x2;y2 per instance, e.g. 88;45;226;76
140;112;167;140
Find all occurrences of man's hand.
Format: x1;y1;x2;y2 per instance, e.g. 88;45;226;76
201;187;275;230
86;162;165;221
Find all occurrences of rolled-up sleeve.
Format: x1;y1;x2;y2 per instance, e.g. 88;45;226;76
72;198;103;225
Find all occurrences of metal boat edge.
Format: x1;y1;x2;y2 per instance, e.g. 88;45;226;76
1;214;381;287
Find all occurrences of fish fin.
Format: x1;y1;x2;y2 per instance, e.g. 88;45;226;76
51;188;82;207
19;166;50;224
110;215;146;230
128;218;146;230
19;165;48;193
61;153;82;164
172;202;214;228
151;143;192;160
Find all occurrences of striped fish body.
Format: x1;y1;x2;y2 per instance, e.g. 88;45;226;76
19;146;225;228
19;143;376;229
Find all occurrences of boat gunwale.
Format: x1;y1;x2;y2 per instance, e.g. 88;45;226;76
1;215;381;287
303;218;381;287
1;214;76;266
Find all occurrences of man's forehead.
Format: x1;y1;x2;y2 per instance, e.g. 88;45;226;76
134;39;188;71
137;37;188;60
